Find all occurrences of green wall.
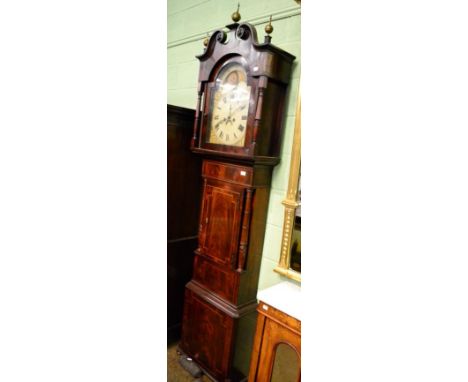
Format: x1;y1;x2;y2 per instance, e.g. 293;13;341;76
168;0;301;290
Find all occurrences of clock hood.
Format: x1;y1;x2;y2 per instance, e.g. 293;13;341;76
196;22;295;85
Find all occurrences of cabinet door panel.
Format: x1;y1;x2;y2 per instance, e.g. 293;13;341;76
256;319;301;382
199;183;244;267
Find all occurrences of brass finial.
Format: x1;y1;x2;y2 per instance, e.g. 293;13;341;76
265;15;273;35
231;3;241;22
203;33;209;47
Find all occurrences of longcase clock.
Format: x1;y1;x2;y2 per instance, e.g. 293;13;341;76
179;11;295;382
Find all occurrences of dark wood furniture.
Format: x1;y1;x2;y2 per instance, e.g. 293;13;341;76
167;104;202;343
248;301;301;382
179;18;295;381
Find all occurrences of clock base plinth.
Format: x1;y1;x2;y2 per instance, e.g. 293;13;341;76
180;282;257;382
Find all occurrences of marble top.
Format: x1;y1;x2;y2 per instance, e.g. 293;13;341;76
256;281;301;321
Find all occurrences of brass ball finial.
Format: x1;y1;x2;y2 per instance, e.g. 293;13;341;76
203;33;209;47
231;3;241;22
265;15;273;35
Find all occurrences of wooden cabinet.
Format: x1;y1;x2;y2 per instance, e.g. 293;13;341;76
167;105;202;342
248;301;301;382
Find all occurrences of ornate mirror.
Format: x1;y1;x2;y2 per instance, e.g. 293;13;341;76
274;88;301;282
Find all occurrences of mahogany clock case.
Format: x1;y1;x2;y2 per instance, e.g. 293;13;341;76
179;20;296;382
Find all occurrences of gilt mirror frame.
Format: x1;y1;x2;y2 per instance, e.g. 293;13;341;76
274;86;301;282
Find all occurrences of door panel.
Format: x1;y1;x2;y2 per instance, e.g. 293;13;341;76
199;183;244;268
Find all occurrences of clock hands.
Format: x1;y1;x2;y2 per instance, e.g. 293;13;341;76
219;103;234;126
232;103;247;115
215;117;227;129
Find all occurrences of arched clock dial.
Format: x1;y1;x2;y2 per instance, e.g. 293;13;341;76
207;63;251;147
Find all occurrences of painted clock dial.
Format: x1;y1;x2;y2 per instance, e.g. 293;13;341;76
207;63;251;147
